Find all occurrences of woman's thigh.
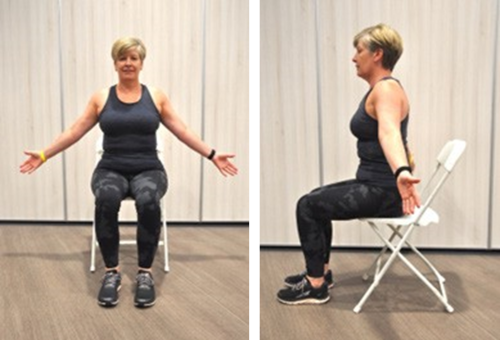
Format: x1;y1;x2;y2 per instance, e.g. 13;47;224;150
91;169;130;202
129;170;168;204
304;180;401;220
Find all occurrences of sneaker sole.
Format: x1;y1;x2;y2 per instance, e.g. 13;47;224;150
277;295;331;305
97;285;121;307
284;281;335;290
134;300;156;308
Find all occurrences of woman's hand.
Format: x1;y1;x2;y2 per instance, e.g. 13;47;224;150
211;153;238;177
19;150;45;174
397;171;421;215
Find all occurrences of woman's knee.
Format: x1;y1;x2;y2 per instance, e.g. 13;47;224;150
296;190;331;221
94;188;123;211
91;170;127;210
134;193;160;211
296;193;313;215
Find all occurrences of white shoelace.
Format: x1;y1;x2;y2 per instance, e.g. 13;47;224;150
136;273;154;289
102;272;120;288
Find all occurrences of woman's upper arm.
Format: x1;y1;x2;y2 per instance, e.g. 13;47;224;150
374;82;405;136
69;91;102;138
154;88;187;135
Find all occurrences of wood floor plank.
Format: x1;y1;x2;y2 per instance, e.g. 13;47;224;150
261;249;500;340
0;225;248;340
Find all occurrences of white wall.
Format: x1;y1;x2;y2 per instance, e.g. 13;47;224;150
261;0;500;248
0;0;249;222
261;0;322;243
0;0;65;220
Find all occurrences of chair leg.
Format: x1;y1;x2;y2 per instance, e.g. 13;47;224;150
90;222;97;273
354;222;417;313
163;218;169;272
161;199;169;273
394;250;454;313
362;225;403;281
358;222;454;313
387;224;447;284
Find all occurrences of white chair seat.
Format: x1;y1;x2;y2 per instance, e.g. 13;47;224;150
360;206;439;227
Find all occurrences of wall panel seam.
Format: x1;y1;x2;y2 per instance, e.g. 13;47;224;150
57;0;68;220
487;0;500;249
199;0;208;222
314;0;324;186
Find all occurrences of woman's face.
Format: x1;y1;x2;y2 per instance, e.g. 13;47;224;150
352;41;375;79
114;48;143;80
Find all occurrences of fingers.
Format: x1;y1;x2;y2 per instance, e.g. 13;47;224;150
402;197;414;215
20;162;38;174
413;190;421;208
226;162;239;175
19;151;43;174
218;162;238;177
224;165;238;176
20;163;30;173
217;153;235;159
212;154;238;177
24;150;39;158
409;177;421;185
402;191;421;215
400;174;420;185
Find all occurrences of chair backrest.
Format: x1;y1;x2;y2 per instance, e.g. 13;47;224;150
436;139;467;172
413;139;466;224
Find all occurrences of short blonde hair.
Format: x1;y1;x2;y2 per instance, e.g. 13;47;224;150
353;24;403;71
111;37;146;62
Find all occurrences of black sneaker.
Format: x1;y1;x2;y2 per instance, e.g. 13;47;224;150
97;270;121;307
284;269;335;289
134;271;155;308
277;277;330;305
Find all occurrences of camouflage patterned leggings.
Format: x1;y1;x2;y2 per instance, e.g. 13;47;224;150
91;169;168;269
296;179;402;278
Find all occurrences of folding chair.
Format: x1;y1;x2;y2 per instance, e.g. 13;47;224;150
353;139;466;313
89;134;169;273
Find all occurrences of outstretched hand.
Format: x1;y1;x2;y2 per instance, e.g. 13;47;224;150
19;150;45;174
397;171;421;215
211;153;238;177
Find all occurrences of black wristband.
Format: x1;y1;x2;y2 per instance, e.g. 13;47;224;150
394;166;412;179
207;149;216;160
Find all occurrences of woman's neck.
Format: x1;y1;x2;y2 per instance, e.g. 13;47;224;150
117;80;141;92
366;69;392;88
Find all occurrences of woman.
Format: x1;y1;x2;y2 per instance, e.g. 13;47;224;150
277;24;420;305
20;37;238;308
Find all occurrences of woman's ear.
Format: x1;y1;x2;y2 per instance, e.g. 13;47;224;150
373;48;384;64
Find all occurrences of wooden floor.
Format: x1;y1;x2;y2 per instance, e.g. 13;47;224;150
0;224;248;340
261;248;500;340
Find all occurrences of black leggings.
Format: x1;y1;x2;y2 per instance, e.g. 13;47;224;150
91;168;168;269
296;179;402;278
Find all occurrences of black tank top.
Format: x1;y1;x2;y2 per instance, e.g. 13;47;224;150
96;84;164;175
350;77;409;187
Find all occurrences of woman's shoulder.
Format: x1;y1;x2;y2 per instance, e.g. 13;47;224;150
143;85;170;113
145;85;164;96
90;87;112;114
372;78;405;99
90;87;111;99
145;85;170;103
